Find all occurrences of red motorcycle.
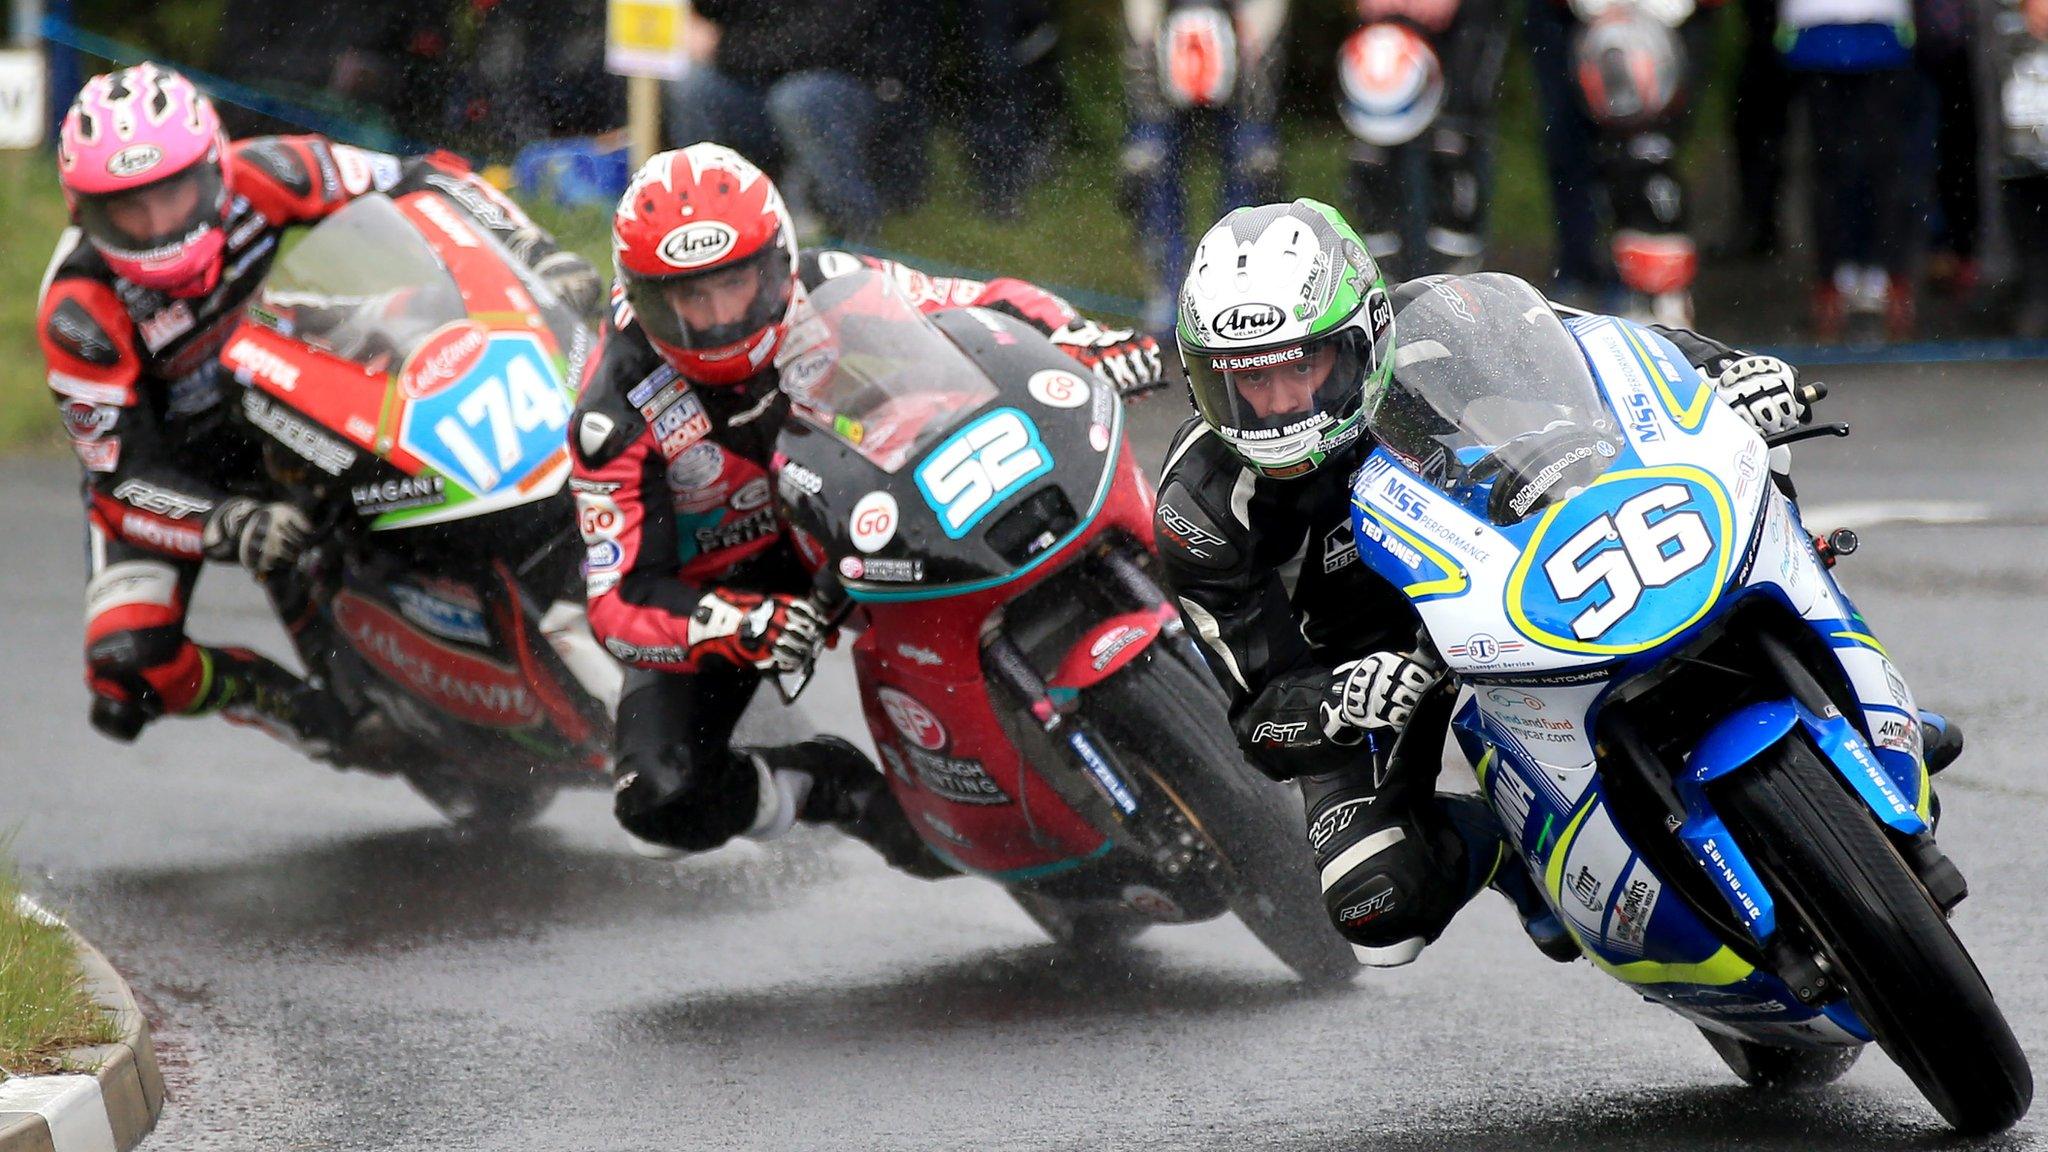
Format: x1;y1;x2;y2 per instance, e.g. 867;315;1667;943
772;269;1351;981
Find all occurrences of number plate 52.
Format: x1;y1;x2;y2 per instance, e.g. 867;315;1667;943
914;408;1053;538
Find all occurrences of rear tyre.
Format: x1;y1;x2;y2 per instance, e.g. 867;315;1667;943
1717;734;2031;1133
1082;650;1357;986
1697;1026;1862;1090
404;768;559;830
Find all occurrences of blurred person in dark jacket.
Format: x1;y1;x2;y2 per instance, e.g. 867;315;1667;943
664;0;938;241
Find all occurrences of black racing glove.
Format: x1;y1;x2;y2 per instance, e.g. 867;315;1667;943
202;497;311;575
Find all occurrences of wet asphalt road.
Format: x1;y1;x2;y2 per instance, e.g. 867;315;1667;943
3;363;2046;1151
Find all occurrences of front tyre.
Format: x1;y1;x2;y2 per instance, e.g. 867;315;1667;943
1717;735;2031;1133
1082;650;1356;986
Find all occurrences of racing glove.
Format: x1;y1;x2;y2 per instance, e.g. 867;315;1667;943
533;250;606;321
686;589;827;672
1714;355;1806;437
1049;319;1167;397
1322;649;1440;743
202;497;312;575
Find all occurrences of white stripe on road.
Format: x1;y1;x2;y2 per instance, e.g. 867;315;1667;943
1801;500;1997;529
0;1074;117;1152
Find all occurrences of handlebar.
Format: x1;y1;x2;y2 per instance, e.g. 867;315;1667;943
772;583;856;705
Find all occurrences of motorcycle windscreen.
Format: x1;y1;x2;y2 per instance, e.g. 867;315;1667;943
246;194;578;526
778;268;998;474
1363;273;1624;526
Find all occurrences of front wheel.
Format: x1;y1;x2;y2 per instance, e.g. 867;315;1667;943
1716;734;2031;1133
1081;649;1356;986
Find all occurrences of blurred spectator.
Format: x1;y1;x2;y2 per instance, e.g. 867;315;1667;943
1916;0;1982;298
664;0;938;241
1727;0;1792;257
956;0;1067;219
1780;0;1917;341
1523;0;1608;297
210;0;454;143
1995;0;2048;334
459;0;624;156
1119;0;1290;332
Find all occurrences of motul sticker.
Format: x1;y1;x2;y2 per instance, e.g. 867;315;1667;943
400;321;490;399
333;591;541;728
877;685;946;750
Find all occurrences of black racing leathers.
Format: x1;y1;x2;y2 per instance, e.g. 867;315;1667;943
1153;274;1745;961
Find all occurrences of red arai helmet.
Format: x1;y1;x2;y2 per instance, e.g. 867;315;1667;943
611;144;800;387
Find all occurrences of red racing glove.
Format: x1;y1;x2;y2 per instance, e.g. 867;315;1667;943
686;589;827;672
1049;319;1167;398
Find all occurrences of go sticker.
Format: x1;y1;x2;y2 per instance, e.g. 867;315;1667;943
1026;368;1091;410
850;491;899;553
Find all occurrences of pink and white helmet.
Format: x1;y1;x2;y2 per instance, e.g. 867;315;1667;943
57;63;232;297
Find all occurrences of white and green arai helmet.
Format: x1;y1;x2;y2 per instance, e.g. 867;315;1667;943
1177;199;1396;479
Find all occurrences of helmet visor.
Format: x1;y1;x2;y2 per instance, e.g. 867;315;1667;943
624;241;793;354
74;163;224;261
1182;324;1379;468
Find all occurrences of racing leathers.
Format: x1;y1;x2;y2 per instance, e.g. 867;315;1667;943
1154;274;1803;965
569;250;1164;860
38;135;596;749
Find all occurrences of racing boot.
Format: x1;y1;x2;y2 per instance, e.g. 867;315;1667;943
200;647;359;763
744;738;956;879
1439;794;1581;963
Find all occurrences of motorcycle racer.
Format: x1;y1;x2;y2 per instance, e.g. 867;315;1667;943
38;63;602;755
1155;198;1963;965
568;143;1164;864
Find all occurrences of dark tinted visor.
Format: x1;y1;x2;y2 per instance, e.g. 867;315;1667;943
623;242;794;352
74;164;224;258
1183;324;1377;439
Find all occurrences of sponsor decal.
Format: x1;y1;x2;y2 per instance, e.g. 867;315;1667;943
1212;345;1303;372
585;540;623;570
332;145;374;195
778;460;825;499
1339;885;1398;925
413;195;480;247
1701;837;1764;923
112;479;212;519
860;557;923;583
61;399;118;442
390;580;490;645
849;491;899;553
106;143;163;178
569;477;622;495
1508;444;1606;518
907;747;1010;805
656;222;740;269
335;592;540;727
1446;634;1524;665
919;811;973;847
1308;797;1367;851
137;301;195;353
654;392;713;458
1025;368;1091;410
603;636;688;664
628;369;678;410
1089;626;1148;671
1569;864;1603;911
666;441;726;494
223;335;303;391
732;477;772;512
1213;302;1286;341
74;437;121;472
1609;874;1658;954
1067;729;1139;815
47;371;129;407
838;555;865;580
1354;514;1422;569
351;475;446;514
1251;719;1312;745
1484;688;1545;711
878;686;947;751
423;174;515;231
1322;523;1358;573
1156;501;1224;558
1624;389;1664;444
242;391;355;475
1089;424;1111;453
694;507;777;554
400;322;490;399
896;644;944;667
120;511;202;555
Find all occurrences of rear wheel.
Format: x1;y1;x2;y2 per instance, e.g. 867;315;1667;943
1716;735;2031;1133
1082;650;1356;986
1696;1026;1862;1090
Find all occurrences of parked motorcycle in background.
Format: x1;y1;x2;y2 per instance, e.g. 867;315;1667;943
1347;274;2030;1132
770;268;1354;983
1336;0;1508;277
218;189;619;826
1564;0;1708;326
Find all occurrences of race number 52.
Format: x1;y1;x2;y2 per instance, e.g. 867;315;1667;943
915;409;1052;537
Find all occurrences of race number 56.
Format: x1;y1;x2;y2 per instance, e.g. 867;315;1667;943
1541;483;1712;641
915;409;1052;537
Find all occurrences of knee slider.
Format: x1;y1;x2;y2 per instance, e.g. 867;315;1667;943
1321;822;1465;965
86;626;187;685
612;745;758;853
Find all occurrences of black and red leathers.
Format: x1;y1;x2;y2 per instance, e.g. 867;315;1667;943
569;249;1157;852
39;135;579;743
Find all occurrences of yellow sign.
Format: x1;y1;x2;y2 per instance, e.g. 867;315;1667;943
607;0;686;80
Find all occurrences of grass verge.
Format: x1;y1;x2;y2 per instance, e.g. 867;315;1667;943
0;853;121;1081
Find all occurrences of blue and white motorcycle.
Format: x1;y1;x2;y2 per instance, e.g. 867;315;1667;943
1347;274;2031;1133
